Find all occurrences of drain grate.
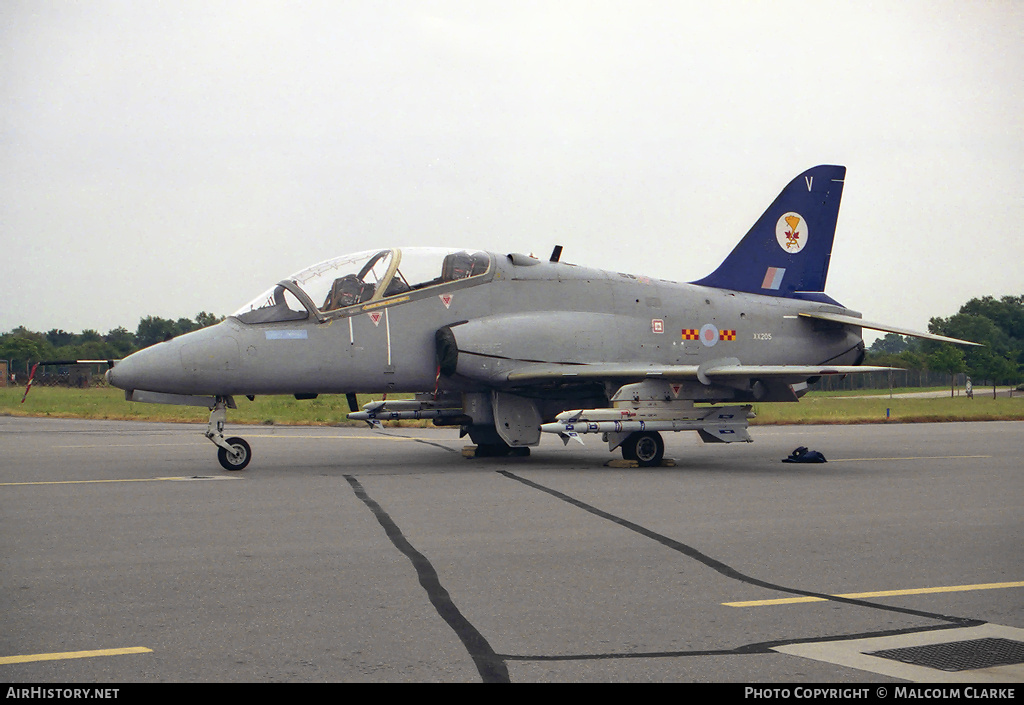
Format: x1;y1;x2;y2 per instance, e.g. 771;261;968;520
868;638;1024;672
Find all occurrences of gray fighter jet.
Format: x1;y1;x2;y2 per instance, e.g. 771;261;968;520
106;165;976;470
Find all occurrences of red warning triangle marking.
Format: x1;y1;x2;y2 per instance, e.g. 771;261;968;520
369;312;382;326
440;293;453;309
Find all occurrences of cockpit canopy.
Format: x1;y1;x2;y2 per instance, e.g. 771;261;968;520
233;248;491;324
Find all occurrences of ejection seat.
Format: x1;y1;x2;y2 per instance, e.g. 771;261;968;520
322;274;374;311
441;251;489;281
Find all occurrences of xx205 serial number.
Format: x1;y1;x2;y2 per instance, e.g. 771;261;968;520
752;333;772;340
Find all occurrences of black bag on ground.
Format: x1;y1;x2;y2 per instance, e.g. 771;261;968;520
782;446;827;463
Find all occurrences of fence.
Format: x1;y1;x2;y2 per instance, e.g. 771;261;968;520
13;362;110;388
809;369;969;393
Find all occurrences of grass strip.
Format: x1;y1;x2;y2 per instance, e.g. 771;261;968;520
2;386;1022;427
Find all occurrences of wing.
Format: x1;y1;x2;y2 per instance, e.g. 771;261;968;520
505;360;894;384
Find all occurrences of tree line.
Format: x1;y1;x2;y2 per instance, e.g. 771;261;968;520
864;295;1023;395
1;312;223;376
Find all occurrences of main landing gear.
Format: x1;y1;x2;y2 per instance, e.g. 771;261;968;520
206;396;251;471
620;431;665;467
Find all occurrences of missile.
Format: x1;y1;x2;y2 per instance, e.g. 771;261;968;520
348;407;465;422
541;419;747;435
541;404;756;444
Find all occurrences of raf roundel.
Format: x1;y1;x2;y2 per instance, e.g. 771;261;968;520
699;323;719;347
775;212;808;253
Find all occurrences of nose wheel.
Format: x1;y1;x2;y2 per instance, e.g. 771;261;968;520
206;397;251;471
217;437;252;471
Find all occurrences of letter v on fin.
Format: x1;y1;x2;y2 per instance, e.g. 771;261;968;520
805;176;813;191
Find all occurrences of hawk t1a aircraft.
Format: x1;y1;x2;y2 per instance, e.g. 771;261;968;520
106;165;976;470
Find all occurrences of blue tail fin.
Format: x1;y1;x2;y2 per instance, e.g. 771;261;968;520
692;165;846;302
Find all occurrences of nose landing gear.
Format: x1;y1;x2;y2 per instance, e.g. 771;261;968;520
206;396;251;471
217;436;252;471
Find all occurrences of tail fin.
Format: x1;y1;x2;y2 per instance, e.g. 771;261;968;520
691;165;846;302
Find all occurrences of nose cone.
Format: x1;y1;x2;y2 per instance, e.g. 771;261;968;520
107;322;241;395
107;339;188;393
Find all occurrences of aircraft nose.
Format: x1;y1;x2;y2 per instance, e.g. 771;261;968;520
106;340;186;393
106;322;241;395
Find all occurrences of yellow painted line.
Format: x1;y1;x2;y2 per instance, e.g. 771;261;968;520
724;581;1024;607
0;476;239;487
56;435;418;446
0;647;152;666
246;434;416;440
56;443;200;448
828;455;991;463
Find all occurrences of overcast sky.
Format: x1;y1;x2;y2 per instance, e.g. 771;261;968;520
2;1;1021;343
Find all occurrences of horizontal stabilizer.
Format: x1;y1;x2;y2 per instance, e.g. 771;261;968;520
33;358;117;367
798;312;981;346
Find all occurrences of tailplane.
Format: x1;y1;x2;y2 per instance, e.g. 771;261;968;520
692;165;846;302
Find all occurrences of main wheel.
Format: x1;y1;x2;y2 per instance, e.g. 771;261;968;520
217;437;252;471
622;431;664;467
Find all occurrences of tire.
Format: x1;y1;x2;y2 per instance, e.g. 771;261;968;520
622;432;664;467
217;437;252;471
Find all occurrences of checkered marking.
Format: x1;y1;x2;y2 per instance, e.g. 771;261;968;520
683;327;737;343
